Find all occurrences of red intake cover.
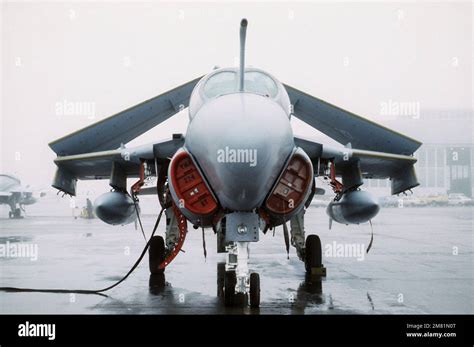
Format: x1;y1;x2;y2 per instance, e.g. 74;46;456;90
265;153;312;215
169;151;218;216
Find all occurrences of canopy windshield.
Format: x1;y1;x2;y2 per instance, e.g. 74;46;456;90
203;70;278;98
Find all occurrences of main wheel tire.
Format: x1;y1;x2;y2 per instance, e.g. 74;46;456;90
149;235;165;274
305;235;322;272
217;217;227;253
224;271;236;307
8;211;12;219
249;273;260;308
217;263;225;297
149;273;166;294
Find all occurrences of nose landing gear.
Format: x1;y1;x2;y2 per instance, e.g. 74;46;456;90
223;241;260;308
223;269;261;308
220;212;261;308
224;270;236;306
249;272;260;308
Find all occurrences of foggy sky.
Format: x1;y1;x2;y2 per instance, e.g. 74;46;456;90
1;1;472;191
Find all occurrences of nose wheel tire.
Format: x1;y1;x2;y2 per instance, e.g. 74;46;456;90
249;272;260;308
149;235;165;274
305;235;326;276
224;271;237;307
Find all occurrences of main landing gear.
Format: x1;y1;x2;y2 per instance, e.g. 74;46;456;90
149;235;165;275
149;238;166;295
147;206;183;294
148;208;324;309
148;205;185;275
304;235;326;276
8;207;23;219
291;210;327;276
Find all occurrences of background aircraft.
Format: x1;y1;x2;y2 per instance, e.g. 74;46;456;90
0;174;45;218
49;19;421;307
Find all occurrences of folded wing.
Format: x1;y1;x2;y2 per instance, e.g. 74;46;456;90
295;136;419;195
49;76;202;156
286;85;421;155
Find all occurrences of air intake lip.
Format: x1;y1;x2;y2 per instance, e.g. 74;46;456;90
169;150;218;216
265;148;313;216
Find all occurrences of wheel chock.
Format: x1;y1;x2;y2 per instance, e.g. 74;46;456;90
310;265;327;277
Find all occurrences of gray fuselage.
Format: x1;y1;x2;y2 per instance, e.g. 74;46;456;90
184;68;295;211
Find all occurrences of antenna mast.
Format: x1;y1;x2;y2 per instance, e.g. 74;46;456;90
239;18;248;92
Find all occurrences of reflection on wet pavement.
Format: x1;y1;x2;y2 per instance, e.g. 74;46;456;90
0;206;473;314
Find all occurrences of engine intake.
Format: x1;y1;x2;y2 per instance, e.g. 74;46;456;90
264;148;313;220
168;149;219;225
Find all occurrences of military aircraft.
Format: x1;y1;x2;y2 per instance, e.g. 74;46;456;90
49;19;421;308
0;174;45;218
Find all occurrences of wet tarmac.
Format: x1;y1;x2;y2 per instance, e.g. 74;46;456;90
0;203;472;314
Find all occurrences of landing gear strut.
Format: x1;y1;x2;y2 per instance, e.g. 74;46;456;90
221;212;261;308
223;241;260;308
8;207;22;219
148;204;187;275
290;210;326;276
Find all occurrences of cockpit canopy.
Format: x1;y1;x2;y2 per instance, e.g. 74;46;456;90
189;68;291;119
0;174;20;191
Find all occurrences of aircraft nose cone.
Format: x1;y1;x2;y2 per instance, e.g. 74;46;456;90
185;93;294;211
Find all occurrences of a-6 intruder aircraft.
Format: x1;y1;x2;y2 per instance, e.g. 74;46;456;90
0;174;45;218
49;19;421;308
